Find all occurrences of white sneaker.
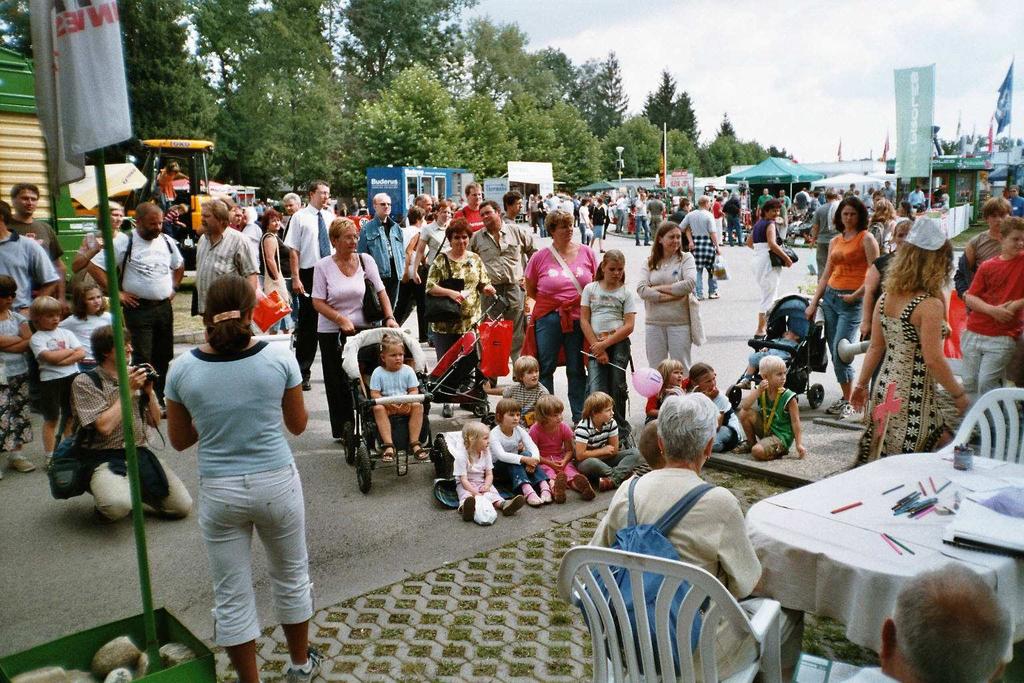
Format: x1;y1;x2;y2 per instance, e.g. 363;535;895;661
285;648;322;682
9;455;36;473
825;399;848;416
840;403;861;420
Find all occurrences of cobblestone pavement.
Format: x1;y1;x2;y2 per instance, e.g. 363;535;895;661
213;470;794;682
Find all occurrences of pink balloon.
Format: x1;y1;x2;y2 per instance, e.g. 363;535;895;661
631;367;664;398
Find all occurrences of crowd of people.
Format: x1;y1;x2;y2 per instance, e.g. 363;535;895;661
2;173;1023;683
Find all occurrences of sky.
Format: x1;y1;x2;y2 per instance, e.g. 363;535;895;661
465;0;1023;163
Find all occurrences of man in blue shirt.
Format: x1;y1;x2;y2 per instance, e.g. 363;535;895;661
907;185;926;210
1009;185;1024;217
357;193;405;311
0;200;58;313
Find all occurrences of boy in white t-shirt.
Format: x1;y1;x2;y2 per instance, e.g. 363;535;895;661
29;296;85;462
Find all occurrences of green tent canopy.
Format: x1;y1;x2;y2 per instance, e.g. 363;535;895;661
576;180;618;192
725;157;825;184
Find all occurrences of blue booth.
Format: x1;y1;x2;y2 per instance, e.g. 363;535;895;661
366;166;468;219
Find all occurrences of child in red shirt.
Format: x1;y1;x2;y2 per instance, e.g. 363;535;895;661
962;217;1024;397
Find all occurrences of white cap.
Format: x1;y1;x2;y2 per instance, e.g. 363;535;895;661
904;217;947;251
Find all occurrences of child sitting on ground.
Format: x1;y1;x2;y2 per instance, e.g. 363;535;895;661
961;216;1024;398
574;391;640;492
737;355;807;461
59;282;112;371
530;394;594;502
489;398;552;506
645;358;687;423
30;295;85;466
455;422;525;523
688;363;742;453
499;355;548;426
369;334;425;463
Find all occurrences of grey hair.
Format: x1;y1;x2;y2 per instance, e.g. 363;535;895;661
697;195;711;208
373;192;391;204
656;394;717;463
282;192;301;205
894;565;1010;683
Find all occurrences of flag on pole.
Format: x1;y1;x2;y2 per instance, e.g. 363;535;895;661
894;64;935;178
995;60;1013;135
988;117;995;154
837;139;842;161
881;132;890;162
956;111;965;155
29;0;133;185
659;123;668;188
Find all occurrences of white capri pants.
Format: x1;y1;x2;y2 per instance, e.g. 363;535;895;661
198;463;313;647
644;323;693;373
752;243;781;314
960;329;1015;398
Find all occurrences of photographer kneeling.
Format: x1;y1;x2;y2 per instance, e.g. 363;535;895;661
70;325;192;522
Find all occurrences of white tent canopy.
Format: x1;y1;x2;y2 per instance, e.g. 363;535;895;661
811;172;890;190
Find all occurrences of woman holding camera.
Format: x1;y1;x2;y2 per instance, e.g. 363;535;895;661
69;325;192;522
165;275;320;683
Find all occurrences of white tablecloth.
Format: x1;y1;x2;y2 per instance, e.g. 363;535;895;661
747;452;1024;651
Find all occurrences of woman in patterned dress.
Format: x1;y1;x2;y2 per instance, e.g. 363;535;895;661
850;219;967;460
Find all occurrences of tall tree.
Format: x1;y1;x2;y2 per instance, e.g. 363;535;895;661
0;0;30;55
121;0;215;142
336;0;475;96
548;102;601;190
452;94;519;177
718;113;736;138
590;52;627;137
534;48;578;105
504;94;558;163
667;129;700;173
642;70;676;130
463;18;557;105
670;90;699;142
602;116;661;179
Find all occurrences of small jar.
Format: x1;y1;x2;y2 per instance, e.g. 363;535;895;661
953;444;973;471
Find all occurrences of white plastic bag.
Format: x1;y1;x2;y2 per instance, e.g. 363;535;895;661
714;256;729;281
473;495;497;525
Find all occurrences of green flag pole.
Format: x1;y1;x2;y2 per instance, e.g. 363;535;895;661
93;148;161;668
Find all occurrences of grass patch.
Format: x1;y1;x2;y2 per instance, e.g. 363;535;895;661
408;644;432;658
414;628;437;640
437;660;461;676
426;599;446;610
453;613;474;625
448;627;473;641
547;661;574;676
442;644;465;659
473;663;498;677
340;643;366;656
803;615;879;667
401;662;428;676
477;645;502;659
374;643;398;657
419;612;442;625
509;662;534;677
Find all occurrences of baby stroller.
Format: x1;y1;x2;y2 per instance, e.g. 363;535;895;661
340;327;432;494
423;301;513;421
727;294;829;410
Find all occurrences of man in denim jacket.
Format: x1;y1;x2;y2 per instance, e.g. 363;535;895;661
357;193;406;310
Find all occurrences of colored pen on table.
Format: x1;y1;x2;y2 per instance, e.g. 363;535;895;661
901;499;937;516
892;493;921;512
935;480;951;495
880;533;903;555
918;481;927;496
882;484;905;495
831;501;863;514
929;476;937;493
912;505;936;519
883;533;916;555
892;491;920;509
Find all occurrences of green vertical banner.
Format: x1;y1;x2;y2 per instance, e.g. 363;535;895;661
894;64;935;179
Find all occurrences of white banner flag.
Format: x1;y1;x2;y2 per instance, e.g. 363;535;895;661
29;0;133;185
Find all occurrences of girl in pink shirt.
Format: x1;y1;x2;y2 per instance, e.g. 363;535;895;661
529;395;595;503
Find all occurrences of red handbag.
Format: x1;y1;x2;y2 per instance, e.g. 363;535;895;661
252;290;291;332
478;319;513;377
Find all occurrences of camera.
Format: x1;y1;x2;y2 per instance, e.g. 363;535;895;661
132;363;159;383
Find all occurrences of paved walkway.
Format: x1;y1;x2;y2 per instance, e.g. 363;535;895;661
213;468;792;681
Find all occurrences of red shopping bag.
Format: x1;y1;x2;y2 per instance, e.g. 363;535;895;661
945;290;966;359
479;319;513;378
253;290;292;332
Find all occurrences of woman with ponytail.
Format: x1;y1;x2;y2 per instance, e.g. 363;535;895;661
164;274;321;683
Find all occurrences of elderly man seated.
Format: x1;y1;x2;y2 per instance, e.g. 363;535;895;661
847;564;1011;682
590;393;802;677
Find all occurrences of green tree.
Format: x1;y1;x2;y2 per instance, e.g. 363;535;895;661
667;130;700;174
452;94;518;177
336;0;475;95
534;48;578;105
671;90;699;142
718;113;736;138
590;52;627;137
121;0;215;142
503;94;558;162
0;0;30;55
548;102;601;190
642;70;676;130
602;116;661;178
463;18;563;105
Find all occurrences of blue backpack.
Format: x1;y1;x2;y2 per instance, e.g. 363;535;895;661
602;478;715;669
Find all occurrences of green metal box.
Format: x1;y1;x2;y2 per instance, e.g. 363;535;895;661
0;608;215;682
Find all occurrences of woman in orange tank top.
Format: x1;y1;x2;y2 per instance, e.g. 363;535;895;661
805;197;879;418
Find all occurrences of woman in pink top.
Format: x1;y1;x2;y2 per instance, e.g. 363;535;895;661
524;210;597;422
312;218;398;439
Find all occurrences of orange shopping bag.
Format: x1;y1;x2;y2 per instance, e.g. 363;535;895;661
945;290;966;359
478;319;513;377
253;290;292;332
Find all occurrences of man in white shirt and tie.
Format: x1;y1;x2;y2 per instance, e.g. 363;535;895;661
285;180;334;390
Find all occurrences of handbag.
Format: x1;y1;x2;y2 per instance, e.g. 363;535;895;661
688;293;706;346
47;371;100;499
359;254;385;325
769;245;799;268
473;494;498;525
424;253;464;323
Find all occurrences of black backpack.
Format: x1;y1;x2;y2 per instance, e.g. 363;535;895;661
47;371;101;499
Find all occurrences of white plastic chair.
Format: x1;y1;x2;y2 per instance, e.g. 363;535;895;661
557;546;782;683
952;388;1024;463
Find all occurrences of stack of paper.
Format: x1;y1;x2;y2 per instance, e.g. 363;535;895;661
943;497;1024;556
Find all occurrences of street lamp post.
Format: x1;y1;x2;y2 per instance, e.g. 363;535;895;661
615;146;624;184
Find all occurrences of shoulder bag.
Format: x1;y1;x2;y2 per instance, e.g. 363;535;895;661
359;254;385;326
48;371;101;499
769;244;799;268
424;253;464;323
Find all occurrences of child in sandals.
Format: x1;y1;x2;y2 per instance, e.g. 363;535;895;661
370;334;426;462
489;398;552;506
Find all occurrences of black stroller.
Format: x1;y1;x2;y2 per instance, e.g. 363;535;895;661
340;328;433;493
727;294;829;410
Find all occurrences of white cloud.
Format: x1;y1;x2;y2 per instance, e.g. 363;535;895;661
468;0;1022;162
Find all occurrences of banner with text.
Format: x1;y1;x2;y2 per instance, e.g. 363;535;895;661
894;64;935;179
